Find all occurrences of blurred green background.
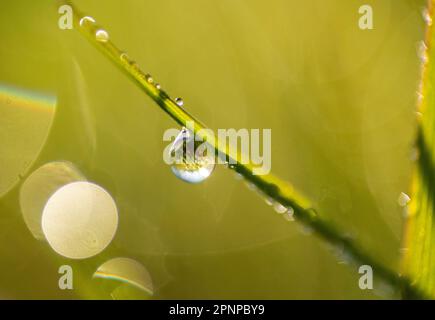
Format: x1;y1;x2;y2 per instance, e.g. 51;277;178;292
0;0;426;299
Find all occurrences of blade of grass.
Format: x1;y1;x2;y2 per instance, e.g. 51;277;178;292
66;1;427;299
401;0;435;299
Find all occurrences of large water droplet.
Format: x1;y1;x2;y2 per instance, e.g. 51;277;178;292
95;29;109;43
169;128;215;183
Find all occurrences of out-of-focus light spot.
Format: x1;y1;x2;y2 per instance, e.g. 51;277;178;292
0;83;56;197
93;257;154;296
19;161;85;240
41;181;118;259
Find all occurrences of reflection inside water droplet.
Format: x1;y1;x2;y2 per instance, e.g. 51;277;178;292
169;128;215;184
94;257;154;297
95;29;109;42
41;181;118;259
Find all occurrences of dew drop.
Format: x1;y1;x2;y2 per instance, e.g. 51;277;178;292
283;207;295;221
145;74;154;84
264;197;274;206
273;203;287;214
423;8;433;26
398;192;411;207
175;98;184;107
95;29;109;43
120;52;133;65
155;83;161;90
169;128;215;184
79;16;96;27
417;41;428;63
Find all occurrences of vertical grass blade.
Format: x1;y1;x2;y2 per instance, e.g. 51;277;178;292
402;0;435;299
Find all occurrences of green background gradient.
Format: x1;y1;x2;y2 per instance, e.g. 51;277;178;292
0;0;426;299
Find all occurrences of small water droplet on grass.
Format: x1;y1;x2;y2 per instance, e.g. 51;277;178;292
175;98;184;107
95;29;109;42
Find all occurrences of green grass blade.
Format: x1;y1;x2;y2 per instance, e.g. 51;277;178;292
67;1;427;299
402;0;435;299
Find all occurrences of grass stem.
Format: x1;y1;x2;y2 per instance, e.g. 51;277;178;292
66;1;427;299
